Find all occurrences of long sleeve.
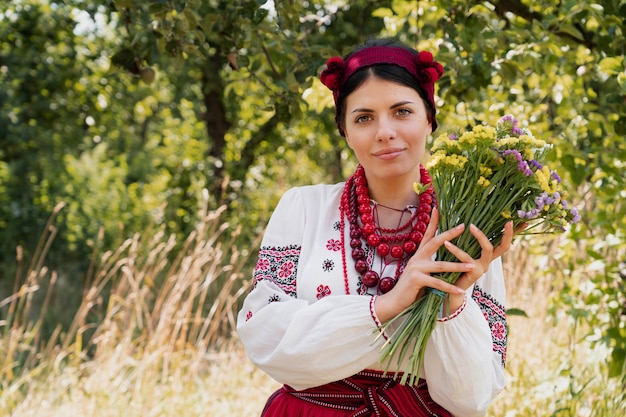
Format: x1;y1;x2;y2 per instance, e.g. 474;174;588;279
238;281;385;389
423;258;507;417
237;186;386;390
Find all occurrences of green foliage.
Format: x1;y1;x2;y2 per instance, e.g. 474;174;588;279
1;0;624;392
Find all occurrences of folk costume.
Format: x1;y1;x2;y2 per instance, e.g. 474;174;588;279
237;182;507;417
237;42;508;417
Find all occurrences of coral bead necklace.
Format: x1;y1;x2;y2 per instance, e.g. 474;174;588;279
340;164;437;295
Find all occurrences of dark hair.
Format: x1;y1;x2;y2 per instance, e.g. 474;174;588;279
335;39;435;137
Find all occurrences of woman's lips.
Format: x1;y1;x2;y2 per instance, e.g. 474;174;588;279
372;148;405;160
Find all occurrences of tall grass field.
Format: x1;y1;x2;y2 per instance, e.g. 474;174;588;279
1;204;624;416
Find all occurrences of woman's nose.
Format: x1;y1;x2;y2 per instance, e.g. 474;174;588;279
375;117;396;141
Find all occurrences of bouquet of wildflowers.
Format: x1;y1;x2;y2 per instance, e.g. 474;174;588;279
380;115;580;385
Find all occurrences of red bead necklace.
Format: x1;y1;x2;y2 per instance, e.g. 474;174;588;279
340;164;437;294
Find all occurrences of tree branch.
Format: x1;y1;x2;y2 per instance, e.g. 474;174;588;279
488;0;596;49
238;111;281;178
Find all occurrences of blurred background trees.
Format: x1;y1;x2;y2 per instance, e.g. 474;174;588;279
1;0;624;377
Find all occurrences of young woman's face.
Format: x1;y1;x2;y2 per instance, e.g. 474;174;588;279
343;75;432;184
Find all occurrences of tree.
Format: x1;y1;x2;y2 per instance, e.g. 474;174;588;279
1;0;624;378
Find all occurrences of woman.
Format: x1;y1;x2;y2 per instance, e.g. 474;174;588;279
237;39;515;417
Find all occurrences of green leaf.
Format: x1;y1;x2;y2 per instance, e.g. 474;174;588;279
507;308;529;317
599;57;624;75
558;23;584;41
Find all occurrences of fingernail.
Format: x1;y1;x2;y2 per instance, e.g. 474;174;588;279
470;224;478;231
456;223;465;230
465;263;475;269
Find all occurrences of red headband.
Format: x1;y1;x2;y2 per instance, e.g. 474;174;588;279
320;46;444;131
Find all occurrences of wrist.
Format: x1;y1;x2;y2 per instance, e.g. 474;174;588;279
447;293;465;312
438;293;466;321
373;293;394;324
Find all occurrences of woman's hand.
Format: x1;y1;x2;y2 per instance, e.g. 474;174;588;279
436;220;526;312
374;211;526;323
374;208;472;323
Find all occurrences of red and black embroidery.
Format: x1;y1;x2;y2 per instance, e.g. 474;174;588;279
316;284;331;299
326;238;341;251
472;285;507;366
253;244;300;297
268;294;281;303
322;259;335;272
280;370;452;416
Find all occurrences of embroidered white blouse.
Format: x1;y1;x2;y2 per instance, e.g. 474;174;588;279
237;183;508;417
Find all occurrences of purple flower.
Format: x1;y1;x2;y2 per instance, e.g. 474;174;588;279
551;171;562;183
518;208;540;219
570;207;581;223
529;159;543;170
502;149;523;162
534;192;555;211
502;149;532;176
449;133;458;140
500;115;516;124
497;114;523;137
511;126;524;136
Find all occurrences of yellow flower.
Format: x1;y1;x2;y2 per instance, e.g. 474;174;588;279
501;210;512;219
537;166;559;194
413;181;430;195
536;166;551;192
426;150;446;169
527;136;546;148
497;137;520;147
428;150;468;169
431;134;455;153
458;131;477;146
444;154;468;168
523;149;534;160
472;125;497;143
479;166;493;177
477;176;490;187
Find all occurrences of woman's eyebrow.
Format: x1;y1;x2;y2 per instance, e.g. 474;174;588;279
350;101;416;114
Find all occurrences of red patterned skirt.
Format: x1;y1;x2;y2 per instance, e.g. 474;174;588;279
260;370;452;417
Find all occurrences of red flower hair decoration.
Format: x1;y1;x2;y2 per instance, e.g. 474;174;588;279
320;45;445;133
320;56;345;92
320;47;443;99
416;51;444;84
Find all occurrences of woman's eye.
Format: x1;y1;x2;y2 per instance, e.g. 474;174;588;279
397;108;412;116
355;115;371;123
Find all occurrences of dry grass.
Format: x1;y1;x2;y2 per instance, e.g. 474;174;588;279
0;202;624;417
